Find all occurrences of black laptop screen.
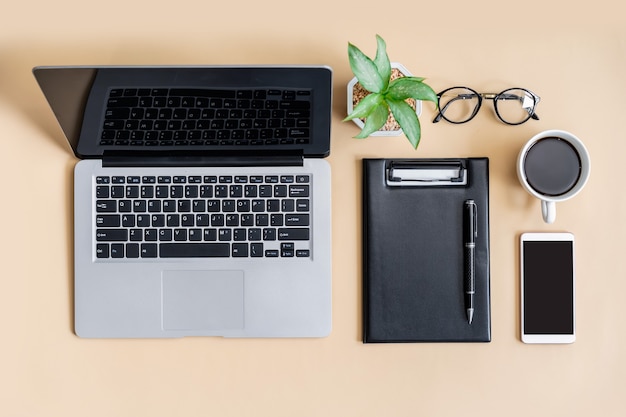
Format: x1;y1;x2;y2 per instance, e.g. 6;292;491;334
34;66;332;159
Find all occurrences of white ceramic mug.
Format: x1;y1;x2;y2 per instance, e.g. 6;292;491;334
517;130;590;223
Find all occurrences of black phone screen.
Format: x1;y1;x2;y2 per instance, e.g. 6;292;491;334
523;240;574;335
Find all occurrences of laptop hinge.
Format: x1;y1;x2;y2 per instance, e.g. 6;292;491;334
101;151;304;168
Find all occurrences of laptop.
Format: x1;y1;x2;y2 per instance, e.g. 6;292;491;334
33;66;333;338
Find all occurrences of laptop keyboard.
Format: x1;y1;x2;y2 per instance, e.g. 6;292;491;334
101;88;312;147
94;173;312;259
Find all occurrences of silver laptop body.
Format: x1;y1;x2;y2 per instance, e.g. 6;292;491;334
34;66;332;338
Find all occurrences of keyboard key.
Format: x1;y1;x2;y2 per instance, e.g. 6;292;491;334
267;199;280;212
210;214;224;226
289;185;309;197
256;214;269;226
218;229;232;241
96;244;109;258
233;228;246;241
129;229;142;241
96;200;116;212
126;186;139;198
215;185;228;197
256;185;270;198
136;215;150;227
141;243;158;258
274;185;288;197
96;215;120;227
159;229;173;241
241;214;254;226
111;186;124;198
278;228;309;240
148;200;162;212
248;228;262;241
250;243;264;257
144;229;158;241
229;185;243;198
111;244;124;258
203;229;217;241
263;228;276;241
133;200;147;212
122;214;135;227
141;186;154;198
96;186;110;198
281;242;294;257
226;214;239;227
151;214;165;227
281;199;295;212
270;214;283;226
285;214;309;226
160;243;230;257
174;229;187;241
108;97;138;107
222;200;235;212
189;229;202;241
232;243;248;257
196;214;209;226
296;199;310;212
236;199;250;212
185;185;198;198
96;229;128;242
126;243;140;258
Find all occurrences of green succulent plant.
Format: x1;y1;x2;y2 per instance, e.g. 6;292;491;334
343;35;438;149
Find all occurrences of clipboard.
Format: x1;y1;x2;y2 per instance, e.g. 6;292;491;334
362;158;491;343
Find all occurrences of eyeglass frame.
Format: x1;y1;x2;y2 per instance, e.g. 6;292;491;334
432;86;541;125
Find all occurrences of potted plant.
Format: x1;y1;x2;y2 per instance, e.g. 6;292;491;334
343;35;438;149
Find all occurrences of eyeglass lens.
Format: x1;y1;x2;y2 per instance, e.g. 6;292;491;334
494;88;537;125
437;88;480;124
436;87;538;125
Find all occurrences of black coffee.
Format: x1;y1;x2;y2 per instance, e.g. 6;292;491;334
523;137;581;196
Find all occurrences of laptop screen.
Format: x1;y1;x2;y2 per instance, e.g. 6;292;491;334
33;66;332;159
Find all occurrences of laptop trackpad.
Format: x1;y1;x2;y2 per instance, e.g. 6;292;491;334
162;270;244;331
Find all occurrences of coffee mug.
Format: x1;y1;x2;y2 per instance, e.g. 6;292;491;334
517;129;590;223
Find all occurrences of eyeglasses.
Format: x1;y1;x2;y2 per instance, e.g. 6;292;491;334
433;87;541;125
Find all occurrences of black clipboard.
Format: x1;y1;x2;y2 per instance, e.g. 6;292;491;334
363;158;491;343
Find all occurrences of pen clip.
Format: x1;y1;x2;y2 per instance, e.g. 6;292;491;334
465;199;478;239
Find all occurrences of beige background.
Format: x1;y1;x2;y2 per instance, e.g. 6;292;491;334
1;1;624;416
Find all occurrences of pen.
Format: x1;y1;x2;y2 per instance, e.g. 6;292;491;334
464;199;477;324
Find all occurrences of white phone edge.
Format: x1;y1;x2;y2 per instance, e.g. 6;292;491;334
520;232;576;344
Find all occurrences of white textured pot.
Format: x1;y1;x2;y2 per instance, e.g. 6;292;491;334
346;62;422;137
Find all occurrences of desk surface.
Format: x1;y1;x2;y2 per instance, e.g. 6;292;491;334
1;1;624;416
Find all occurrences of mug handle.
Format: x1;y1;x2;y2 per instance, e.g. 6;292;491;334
541;200;556;223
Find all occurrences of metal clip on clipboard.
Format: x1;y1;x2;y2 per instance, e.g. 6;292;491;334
386;160;467;187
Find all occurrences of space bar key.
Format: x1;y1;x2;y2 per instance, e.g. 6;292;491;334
160;243;230;258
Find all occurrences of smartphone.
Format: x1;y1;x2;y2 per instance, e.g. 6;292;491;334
520;232;575;343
